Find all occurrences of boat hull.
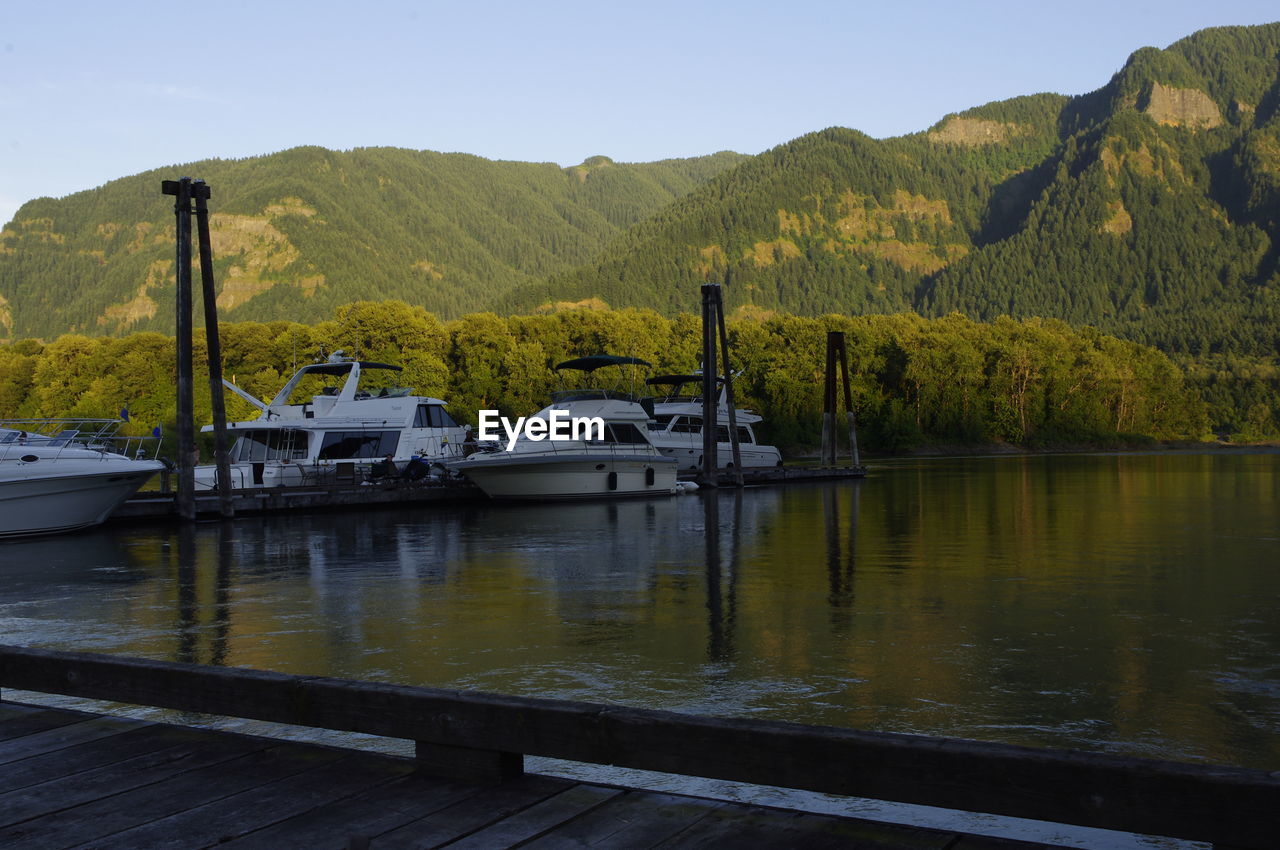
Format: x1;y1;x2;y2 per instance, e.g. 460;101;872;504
653;442;782;471
453;453;678;500
0;462;162;537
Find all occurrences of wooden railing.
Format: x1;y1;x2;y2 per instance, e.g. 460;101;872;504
1;645;1274;849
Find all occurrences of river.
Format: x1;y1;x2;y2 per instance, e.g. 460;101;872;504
2;451;1276;847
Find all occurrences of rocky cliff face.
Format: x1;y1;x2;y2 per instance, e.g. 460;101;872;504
1141;83;1224;129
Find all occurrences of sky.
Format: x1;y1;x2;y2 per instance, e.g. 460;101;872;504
2;1;1278;226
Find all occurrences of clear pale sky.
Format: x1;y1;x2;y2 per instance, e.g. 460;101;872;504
2;1;1277;225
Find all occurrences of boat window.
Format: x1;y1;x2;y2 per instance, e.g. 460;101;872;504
231;429;309;462
647;414;675;432
317;430;401;460
414;404;459;429
670;416;701;434
738;426;755;444
605;423;649;444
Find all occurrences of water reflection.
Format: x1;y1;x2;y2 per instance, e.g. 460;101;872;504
1;453;1277;772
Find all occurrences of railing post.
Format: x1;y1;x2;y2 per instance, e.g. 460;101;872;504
414;741;523;782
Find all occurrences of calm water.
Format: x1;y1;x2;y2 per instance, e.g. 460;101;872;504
2;452;1277;844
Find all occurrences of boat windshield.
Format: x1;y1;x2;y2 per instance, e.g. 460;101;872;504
413;404;459;428
231;429;309;462
586;423;651;445
316;430;401;460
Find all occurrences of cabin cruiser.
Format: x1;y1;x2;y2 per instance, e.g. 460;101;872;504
644;374;782;470
449;355;678;500
194;353;466;489
0;419;164;537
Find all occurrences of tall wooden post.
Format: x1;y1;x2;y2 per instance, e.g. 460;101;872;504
713;289;744;486
163;178;196;521
821;333;837;468
192;180;235;518
836;332;861;467
820;331;861;468
700;284;718;486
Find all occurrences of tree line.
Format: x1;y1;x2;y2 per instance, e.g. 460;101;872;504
0;301;1220;454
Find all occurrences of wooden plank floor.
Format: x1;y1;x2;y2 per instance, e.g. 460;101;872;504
0;701;1055;849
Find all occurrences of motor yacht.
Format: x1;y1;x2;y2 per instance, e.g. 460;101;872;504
448;355;678;500
644;373;782;470
0;419;164;537
194;353;466;489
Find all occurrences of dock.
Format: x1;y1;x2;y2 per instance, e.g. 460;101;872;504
1;646;1274;849
112;465;867;521
113;477;485;521
0;700;1021;849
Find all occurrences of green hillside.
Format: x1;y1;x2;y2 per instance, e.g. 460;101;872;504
3;23;1280;439
0;147;746;339
509;24;1280;358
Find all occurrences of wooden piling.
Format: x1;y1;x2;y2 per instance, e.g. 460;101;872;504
699;284;718;485
821;331;861;468
162;178;197;522
192;180;235;519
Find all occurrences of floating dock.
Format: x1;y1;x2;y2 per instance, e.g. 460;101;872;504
112;465;867;522
113;477;485;522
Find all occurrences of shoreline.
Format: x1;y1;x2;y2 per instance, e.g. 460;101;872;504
786;439;1280;462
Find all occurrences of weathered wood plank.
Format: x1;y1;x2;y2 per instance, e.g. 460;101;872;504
86;750;417;849
439;784;625;850
0;741;343;847
0;715;145;766
654;804;956;850
0;704;91;743
0;722;219;795
519;789;726;848
3;646;1278;849
217;773;490;849
0;728;271;829
373;775;576;849
415;738;522;782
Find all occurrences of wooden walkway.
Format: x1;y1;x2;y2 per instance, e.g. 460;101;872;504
0;700;1042;849
3;646;1275;850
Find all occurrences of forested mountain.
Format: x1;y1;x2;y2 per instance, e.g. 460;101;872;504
3;23;1279;436
0;148;746;339
509;24;1280;358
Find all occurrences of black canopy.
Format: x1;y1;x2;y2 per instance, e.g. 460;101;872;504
302;361;403;376
554;355;651;372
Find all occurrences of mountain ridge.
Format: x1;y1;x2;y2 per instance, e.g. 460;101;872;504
2;23;1279;364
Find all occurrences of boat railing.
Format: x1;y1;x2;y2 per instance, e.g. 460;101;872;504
647;393;707;404
0;418;162;462
549;388;637;404
496;438;667;461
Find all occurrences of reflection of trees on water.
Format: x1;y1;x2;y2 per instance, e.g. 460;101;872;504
8;457;1279;770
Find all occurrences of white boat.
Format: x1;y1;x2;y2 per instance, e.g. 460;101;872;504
0;419;165;537
194;353;466;490
449;356;679;500
644;374;782;471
